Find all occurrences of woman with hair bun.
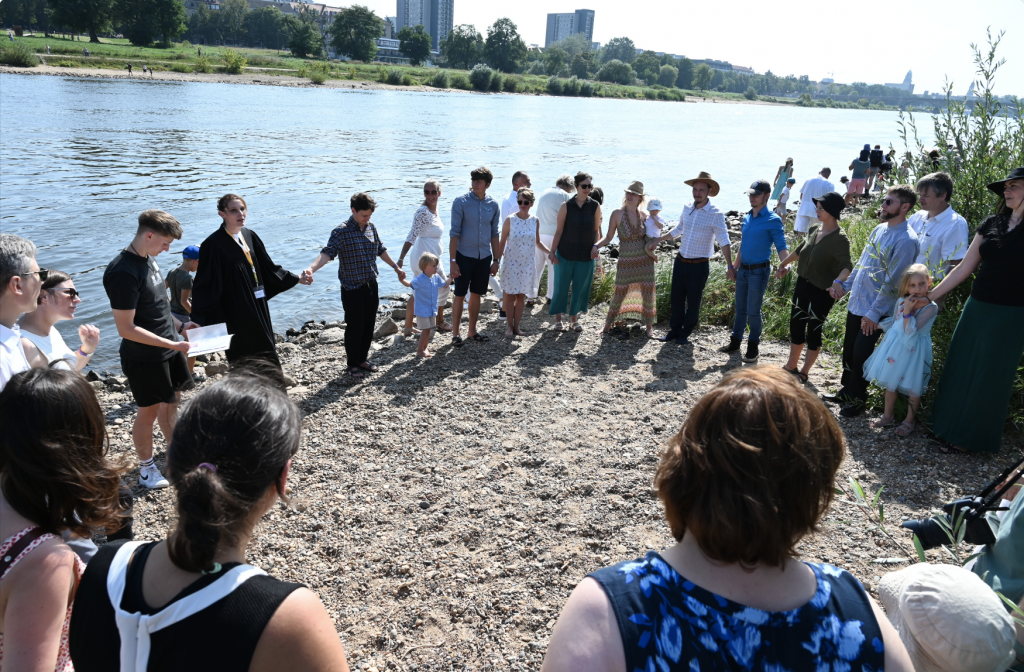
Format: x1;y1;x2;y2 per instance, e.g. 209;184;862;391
0;368;124;671
190;194;312;373
69;370;350;672
542;367;913;672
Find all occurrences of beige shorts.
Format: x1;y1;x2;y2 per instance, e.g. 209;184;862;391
415;315;436;330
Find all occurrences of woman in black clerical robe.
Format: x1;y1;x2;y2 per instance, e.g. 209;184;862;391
190;194;309;370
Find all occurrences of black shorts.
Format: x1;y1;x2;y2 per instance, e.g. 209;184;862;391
453;252;492;297
122;352;194;408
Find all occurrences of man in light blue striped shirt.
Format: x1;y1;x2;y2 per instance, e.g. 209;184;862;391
824;185;920;416
449;167;501;345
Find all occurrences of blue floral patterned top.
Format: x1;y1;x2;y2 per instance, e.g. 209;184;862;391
589;551;885;672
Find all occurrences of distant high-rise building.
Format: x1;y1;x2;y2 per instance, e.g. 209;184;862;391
395;0;453;51
544;8;595;48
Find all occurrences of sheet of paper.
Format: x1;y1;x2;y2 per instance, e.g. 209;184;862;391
185;322;233;356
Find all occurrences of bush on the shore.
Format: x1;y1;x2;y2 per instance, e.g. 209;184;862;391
172;63;193;73
744;86;757;100
564;76;583;97
580;80;596;97
503;75;522;93
385;68;405;85
546;76;563;96
470;64;492;91
450;73;471;90
222;49;247;75
489;71;504;92
428;70;450;88
54;59;81;68
193;56;212;73
0;41;39;67
307;61;331;85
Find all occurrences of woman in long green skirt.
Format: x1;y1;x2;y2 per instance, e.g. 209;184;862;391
928;168;1024;453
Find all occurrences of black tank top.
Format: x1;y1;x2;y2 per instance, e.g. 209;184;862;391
972;217;1024;307
69;540;302;672
558;197;599;262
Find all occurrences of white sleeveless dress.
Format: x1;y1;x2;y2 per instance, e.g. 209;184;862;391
501;214;538;295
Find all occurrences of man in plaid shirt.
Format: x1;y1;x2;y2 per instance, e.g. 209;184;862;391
303;193;405;378
648;172;734;344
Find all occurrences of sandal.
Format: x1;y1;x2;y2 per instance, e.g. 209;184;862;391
526;299;536;306
935;441;968;455
348;367;365;379
870;415;896;429
896;420;916;437
436;321;453;332
452;335;464;348
572;323;583;333
470;333;489;342
403;327;420;337
554;321;566;332
359;362;378;372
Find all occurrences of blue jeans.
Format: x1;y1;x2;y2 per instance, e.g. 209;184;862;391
731;266;770;343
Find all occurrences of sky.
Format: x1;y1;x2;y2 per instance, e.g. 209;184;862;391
360;0;1024;96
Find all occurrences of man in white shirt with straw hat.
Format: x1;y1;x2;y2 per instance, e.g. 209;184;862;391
648;171;733;344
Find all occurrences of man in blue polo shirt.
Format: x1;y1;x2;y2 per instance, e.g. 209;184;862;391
721;179;788;362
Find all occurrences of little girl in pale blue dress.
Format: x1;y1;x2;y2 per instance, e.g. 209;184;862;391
864;264;937;437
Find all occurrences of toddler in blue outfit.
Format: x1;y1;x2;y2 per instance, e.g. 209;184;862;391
400;252;453;358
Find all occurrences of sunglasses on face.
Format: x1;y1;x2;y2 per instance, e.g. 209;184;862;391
882;197;903;206
424;190;439;195
517;200;533;206
21;269;49;281
579;184;593;190
60;288;81;299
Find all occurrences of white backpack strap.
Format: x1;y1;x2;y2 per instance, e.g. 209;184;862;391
106;541;147;672
107;542;266;672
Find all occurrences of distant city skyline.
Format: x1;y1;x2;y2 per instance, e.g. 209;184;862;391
354;0;1023;95
394;0;454;51
544;8;595;48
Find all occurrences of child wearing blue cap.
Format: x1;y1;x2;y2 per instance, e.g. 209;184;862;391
166;244;200;375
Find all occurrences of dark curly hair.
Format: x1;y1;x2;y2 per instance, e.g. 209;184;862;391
0;368;124;536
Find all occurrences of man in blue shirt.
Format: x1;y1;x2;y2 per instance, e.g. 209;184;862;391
721;180;788;363
449;167;501;345
823;185;919;416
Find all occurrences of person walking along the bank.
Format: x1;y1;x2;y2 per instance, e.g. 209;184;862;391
533;175;574;304
721;180;788;363
103;210;197;489
907;171;969;282
795;168;835;234
497;171;531;319
449;167;501;346
775;192;853;382
649;172;733;345
823;185;919;417
548;172;603;332
397;180;451;336
597;181;657;339
771;157;794;202
190;194;310;373
925;168;1024;453
303;193;405;378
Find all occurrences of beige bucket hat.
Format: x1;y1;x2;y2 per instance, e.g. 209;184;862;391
683;171;721;197
624;180;645;196
878;563;1017;672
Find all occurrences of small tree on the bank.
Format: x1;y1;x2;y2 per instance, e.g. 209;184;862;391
658;64;679;88
330;4;382;62
440;24;482;70
601;36;636;64
570;52;594;79
675;57;694;89
693;63;713;91
544;47;568;77
597;59;634;85
483;17;526;73
117;0;186;47
398;24;431;66
288;20;322;58
744;86;758;100
632;51;661;85
550;33;591;59
49;0;115;43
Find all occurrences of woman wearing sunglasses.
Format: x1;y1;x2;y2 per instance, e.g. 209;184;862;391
18;269;100;372
397;179;451;336
548;172;603;332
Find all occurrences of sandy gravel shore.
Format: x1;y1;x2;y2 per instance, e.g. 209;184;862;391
86;299;1021;672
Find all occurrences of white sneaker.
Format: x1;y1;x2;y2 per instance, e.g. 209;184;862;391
139;465;170;489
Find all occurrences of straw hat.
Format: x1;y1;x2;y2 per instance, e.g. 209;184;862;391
683;171;721;197
878;563;1017;672
624;180;645;196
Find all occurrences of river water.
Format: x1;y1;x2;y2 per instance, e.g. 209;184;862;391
0;74;901;369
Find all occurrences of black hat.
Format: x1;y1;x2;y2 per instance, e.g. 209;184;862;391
813;192;846;219
987;167;1024;197
745;179;772;195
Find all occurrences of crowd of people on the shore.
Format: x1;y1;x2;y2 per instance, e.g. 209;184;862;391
0;159;1022;671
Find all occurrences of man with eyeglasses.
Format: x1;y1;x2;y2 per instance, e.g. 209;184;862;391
824;185;920;417
0;234;46;390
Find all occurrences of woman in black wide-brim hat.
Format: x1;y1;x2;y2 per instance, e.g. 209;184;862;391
926;167;1024;453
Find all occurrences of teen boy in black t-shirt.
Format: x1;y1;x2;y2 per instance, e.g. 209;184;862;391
103;210;197;489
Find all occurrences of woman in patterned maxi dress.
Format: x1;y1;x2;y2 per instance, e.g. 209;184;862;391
597;181;657;338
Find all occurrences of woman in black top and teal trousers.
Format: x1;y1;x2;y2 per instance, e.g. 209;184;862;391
547;172;603;332
927;168;1024;453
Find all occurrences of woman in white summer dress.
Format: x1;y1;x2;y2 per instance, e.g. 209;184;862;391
397;179;451;335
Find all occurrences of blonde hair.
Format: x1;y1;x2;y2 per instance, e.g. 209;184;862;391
418;252;440;272
516;187;535;203
422;179;442;206
621;191;647;210
898;263;932;297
